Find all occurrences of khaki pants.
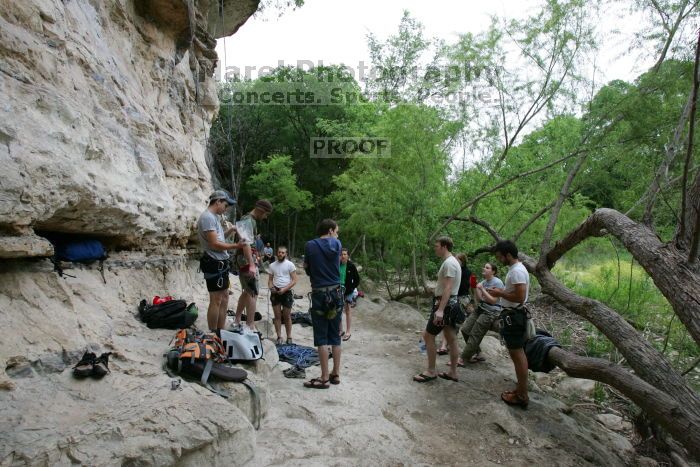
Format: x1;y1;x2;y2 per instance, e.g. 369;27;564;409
460;307;500;361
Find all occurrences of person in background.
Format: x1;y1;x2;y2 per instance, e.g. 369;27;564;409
303;219;343;389
263;242;274;264
487;240;531;408
232;200;272;332
268;246;298;345
437;253;472;356
254;234;265;268
196;190;242;334
339;247;360;341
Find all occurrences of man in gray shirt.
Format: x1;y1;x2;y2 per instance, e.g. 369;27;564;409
197;190;242;333
414;236;463;383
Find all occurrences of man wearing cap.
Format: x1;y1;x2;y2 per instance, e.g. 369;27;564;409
197;190;242;333
233;199;273;332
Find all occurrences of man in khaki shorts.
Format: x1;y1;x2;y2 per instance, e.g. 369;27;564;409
232;199;272;332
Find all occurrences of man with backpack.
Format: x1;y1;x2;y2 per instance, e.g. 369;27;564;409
303;219;344;389
197;190;243;333
232;199;273;332
486;240;531;408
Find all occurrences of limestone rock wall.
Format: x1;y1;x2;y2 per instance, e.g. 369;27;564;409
0;0;258;256
0;1;267;464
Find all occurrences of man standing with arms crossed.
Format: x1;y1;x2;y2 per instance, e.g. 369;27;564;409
487;240;531;408
413;236;462;383
268;246;298;345
303;219;343;389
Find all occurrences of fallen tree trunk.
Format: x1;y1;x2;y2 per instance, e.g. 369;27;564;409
548;347;700;460
544;208;700;349
393;287;433;301
531;263;700;424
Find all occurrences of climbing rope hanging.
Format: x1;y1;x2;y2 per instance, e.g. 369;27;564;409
219;0;239;220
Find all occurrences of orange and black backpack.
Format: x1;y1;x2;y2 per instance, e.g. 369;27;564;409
164;328;261;428
166;329;231;385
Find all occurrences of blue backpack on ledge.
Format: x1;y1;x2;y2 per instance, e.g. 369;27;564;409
54;239;107;263
48;236;108;282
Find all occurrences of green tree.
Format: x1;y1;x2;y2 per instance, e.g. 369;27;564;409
333;104;459;296
245;155;312;255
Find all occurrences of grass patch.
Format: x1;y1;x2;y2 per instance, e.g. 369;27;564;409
552;238;699;379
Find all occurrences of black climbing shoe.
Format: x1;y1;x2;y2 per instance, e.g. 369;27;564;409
92;352;112;378
73;351;96;378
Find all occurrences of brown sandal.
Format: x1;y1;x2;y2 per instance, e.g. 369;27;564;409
304;378;330;389
329;374;340;385
501;391;529;408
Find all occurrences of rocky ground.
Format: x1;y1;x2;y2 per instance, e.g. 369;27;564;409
0;254;274;466
246;267;642;467
0;256;650;466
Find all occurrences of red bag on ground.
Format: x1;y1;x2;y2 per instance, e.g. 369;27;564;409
153;295;173;305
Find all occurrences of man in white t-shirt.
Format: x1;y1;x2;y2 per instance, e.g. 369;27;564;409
268;246;298;345
414;236;463;383
487;240;531;408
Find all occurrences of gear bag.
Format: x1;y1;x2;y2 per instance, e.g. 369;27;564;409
138;299;198;330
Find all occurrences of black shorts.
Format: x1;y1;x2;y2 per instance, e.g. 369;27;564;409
499;307;527;349
425;296;463;335
206;274;230;292
270;290;294;308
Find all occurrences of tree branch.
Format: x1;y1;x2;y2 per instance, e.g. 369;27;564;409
627;164;700;217
678;29;700;247
442;215;501;241
513;199;558;242
641;92;693;225
470;18;583;217
529;259;700;418
544;208;700;347
682;355;700;376
470;245;495;256
650;0;692;73
539;150;589;258
430;150;581;242
547;347;700;460
392;287;434;301
688;172;700;262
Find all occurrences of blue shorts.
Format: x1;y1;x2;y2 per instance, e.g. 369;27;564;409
310;287;344;346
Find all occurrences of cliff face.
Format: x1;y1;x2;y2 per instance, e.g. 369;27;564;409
0;0;257;256
0;1;266;464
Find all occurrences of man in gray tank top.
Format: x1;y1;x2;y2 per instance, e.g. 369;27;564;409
197;190;242;334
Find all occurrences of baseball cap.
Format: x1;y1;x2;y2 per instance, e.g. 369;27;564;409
209;190;236;205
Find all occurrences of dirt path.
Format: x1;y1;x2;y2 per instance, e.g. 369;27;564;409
245;269;634;466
